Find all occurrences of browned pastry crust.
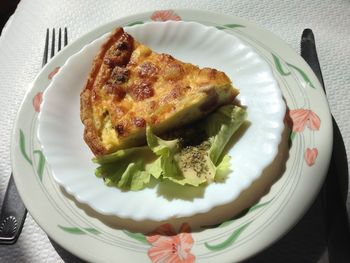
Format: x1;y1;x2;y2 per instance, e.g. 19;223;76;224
80;27;238;156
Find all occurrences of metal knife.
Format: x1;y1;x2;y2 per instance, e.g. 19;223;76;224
301;28;350;262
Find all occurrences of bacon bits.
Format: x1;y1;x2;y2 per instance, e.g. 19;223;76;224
138;62;158;78
130;82;154;101
104;84;126;101
103;58;117;67
133;117;146;128
103;33;134;68
110;67;129;84
169;85;183;99
116;41;128;50
115;106;126;118
115;124;125;135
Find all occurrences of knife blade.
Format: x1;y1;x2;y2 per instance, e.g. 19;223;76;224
301;28;350;262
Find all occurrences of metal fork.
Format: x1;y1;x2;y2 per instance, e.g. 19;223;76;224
0;28;68;245
43;27;68;66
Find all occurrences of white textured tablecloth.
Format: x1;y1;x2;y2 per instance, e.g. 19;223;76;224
0;0;349;262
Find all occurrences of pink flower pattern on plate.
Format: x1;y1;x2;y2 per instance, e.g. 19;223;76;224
33;92;43;112
305;148;318;166
289;109;320;132
48;66;60;79
287;109;321;167
33;66;61;112
151;10;181;21
146;223;195;263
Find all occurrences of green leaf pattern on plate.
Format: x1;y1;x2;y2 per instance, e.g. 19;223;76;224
127;21;144;27
85;228;101;235
58;225;101;235
20;129;32;165
216;24;245;30
272;53;315;89
204;222;252;251
33;150;45;181
290;131;296;141
272;53;291;76
122;230;149;244
201;199;273;229
287;62;316;89
218;199;272;228
19;129;46;181
288;131;296;148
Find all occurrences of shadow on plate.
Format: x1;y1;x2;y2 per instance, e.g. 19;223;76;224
155;120;251;201
50;238;87;263
245;190;329;262
60;121;290;235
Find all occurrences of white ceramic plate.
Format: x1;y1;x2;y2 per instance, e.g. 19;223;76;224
11;10;332;263
37;21;285;221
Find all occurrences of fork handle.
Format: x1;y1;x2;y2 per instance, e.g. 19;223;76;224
0;174;27;244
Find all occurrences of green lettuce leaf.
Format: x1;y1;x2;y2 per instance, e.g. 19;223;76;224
146;126;181;177
205;105;247;164
145;157;163;179
94;146;158;190
117;162;151;191
145;105;246;187
147;126;209;186
93;146;149;164
93;105;246;190
215;154;232;182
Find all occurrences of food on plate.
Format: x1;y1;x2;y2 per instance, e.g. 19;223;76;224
94;105;246;190
80;27;238;156
81;27;247;190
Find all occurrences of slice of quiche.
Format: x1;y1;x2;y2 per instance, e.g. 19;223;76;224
81;27;239;156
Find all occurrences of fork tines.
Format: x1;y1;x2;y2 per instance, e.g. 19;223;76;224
42;27;68;67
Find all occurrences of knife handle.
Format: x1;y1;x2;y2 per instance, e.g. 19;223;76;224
0;174;27;244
